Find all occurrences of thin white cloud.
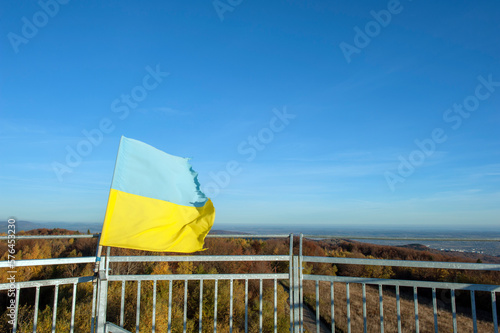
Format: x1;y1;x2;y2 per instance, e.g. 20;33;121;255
0;119;47;135
150;107;190;116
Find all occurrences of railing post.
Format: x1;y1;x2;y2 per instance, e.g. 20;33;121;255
293;254;300;332
96;248;109;333
289;234;294;332
299;234;304;333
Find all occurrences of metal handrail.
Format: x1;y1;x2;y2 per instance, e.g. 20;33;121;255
0;275;94;290
3;255;498;271
305;274;500;292
1;233;499;241
0;257;96;268
107;273;289;281
0;233;290;240
303;234;500;242
107;255;290;262
304;256;500;271
0;255;290;269
0;234;100;240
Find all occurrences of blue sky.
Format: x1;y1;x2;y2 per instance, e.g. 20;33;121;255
1;0;499;229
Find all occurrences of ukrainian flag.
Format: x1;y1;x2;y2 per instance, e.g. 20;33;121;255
99;136;215;253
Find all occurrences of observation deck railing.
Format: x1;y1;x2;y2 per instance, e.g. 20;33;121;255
0;233;499;333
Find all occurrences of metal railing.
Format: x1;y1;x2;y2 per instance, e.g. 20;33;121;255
96;240;294;333
298;234;500;333
302;258;500;333
0;255;97;333
1;233;499;333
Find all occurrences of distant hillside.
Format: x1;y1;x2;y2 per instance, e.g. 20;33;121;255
319;238;500;264
0;220;46;233
0;221;103;234
209;229;250;235
399;243;500;263
2;225;497;262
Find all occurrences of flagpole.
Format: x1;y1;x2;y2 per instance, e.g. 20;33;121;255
90;233;101;333
93;136;124;332
93;243;103;277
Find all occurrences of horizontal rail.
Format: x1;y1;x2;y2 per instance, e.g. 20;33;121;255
2;233;499;242
0;234;99;240
0;275;94;290
304;274;500;292
0;257;96;268
303;234;500;242
206;234;291;238
304;256;500;271
0;255;290;269
108;255;290;262
3;255;498;270
0;233;290;241
108;273;289;281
